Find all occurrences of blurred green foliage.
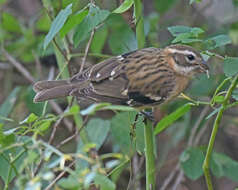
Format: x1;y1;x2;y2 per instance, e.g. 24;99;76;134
0;0;238;189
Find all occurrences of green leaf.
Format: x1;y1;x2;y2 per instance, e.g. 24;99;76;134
73;4;110;47
211;152;238;182
210;153;224;178
206;107;222;119
58;176;81;189
108;26;137;54
223;57;238;77
36;14;51;32
19;113;38;124
63;104;80;117
111;112;137;154
86;118;110;150
2;12;21;33
154;103;192;135
94;173;116;190
180;147;205;180
102;105;136;112
90;25;108;53
0;87;21;123
168;26;192;36
53;38;70;79
168;26;204;43
168;26;204;44
232;89;238;100
168;26;204;37
80;103;136;116
38;120;52;132
25;86;45;116
0;145;27;184
113;0;134;13
206;35;231;49
0;124;16;147
59;9;89;38
213;95;225;103
80;103;111;115
44;3;72;49
135;115;145;154
172;36;202;44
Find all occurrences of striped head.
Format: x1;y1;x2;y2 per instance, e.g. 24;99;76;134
165;45;209;77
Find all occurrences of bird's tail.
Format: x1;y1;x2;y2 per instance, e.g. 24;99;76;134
33;80;74;102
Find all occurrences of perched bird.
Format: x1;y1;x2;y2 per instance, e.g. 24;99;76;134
33;44;209;108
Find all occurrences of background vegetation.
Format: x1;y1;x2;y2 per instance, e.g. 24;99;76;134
1;0;238;189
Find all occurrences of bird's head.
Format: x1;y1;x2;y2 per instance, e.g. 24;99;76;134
165;45;209;77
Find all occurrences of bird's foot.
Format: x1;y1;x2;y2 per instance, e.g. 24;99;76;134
140;111;155;122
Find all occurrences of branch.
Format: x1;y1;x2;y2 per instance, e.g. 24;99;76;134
45;160;76;190
2;48;35;83
79;29;95;73
203;74;238;190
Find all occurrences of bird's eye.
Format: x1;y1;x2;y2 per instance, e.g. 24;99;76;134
187;54;195;61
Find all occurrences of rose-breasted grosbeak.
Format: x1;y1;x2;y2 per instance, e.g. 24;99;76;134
33;44;209;108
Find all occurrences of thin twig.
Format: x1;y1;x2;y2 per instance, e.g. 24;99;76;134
56;129;78;148
211;52;225;61
49;101;73;132
161;106;210;190
53;38;69;62
188;106;210;146
160;164;180;190
2;48;35;83
48;115;64;145
127;159;133;190
45;160;76;190
172;170;184;190
32;51;43;80
79;29;95;73
132;154;142;190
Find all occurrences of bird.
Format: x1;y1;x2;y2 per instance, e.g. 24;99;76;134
33;44;209;109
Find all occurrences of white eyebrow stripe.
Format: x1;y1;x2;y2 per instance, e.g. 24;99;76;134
168;48;196;57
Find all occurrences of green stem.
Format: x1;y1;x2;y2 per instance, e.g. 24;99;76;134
133;0;155;188
210;77;231;106
134;0;145;49
203;74;238;190
144;120;155;190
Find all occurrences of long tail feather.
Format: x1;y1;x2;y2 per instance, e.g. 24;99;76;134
33;80;90;102
34;85;73;102
33;80;69;92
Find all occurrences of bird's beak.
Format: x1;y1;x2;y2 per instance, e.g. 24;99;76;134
199;61;210;78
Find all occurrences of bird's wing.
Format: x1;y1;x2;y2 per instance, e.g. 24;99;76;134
72;47;172;106
70;55;128;104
